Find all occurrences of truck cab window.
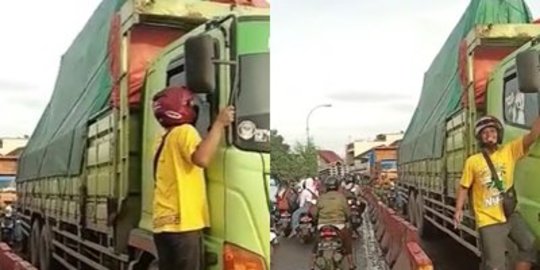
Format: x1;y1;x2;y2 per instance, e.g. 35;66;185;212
503;74;538;128
166;58;211;137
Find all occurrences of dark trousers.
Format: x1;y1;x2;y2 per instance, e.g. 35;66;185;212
153;230;204;270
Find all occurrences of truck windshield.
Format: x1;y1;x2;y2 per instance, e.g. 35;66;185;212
381;160;397;170
234;52;270;152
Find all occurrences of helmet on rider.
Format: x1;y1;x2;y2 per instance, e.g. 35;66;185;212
152;86;198;128
345;174;354;184
474;115;503;147
325;176;339;191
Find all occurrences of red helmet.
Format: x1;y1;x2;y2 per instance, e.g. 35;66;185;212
152;86;197;128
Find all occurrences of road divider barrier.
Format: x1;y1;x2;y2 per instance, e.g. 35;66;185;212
0;242;38;270
362;188;433;270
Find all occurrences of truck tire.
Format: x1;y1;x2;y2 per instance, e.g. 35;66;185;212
39;222;53;270
415;194;426;237
407;193;417;226
30;220;41;266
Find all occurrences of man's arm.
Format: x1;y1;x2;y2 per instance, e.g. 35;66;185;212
522;117;540;153
192;106;234;168
455;186;468;210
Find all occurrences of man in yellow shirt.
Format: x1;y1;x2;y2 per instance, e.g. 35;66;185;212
151;86;234;270
454;115;540;270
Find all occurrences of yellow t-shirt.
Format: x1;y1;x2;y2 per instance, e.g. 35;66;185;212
460;137;524;228
153;125;210;233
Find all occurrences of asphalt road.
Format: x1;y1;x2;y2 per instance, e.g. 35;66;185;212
271;212;388;270
421;233;480;270
272;206;483;270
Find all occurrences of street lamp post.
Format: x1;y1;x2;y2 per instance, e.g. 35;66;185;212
306;103;332;145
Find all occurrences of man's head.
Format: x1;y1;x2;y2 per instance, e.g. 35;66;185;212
324;176;339;192
475;115;503;148
152;86;198;129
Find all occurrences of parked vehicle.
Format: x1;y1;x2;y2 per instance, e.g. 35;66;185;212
16;1;270;269
397;0;540;263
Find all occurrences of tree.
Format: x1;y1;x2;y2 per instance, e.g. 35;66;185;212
292;139;318;178
271;130;319;182
270;129;294;180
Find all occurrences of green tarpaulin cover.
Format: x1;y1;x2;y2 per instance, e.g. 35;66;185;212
399;0;533;164
17;0;126;180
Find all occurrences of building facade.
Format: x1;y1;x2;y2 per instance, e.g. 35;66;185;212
0;137;28;156
317;150;347;177
346;132;403;174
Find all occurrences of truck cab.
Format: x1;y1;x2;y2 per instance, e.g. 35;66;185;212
485;35;540;248
137;15;270;269
16;1;270;269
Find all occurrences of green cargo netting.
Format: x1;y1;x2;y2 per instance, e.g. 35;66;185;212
17;0;125;180
399;0;533;164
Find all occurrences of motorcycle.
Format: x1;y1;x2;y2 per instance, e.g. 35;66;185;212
277;210;292;236
270;226;279;258
314;225;344;270
0;214;15;245
347;197;363;238
296;212;314;243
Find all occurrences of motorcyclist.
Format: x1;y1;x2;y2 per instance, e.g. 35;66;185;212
1;202;19;246
4;203;13;218
341;174;360;198
341;175;366;238
289;178;318;238
310;176;356;270
275;180;297;214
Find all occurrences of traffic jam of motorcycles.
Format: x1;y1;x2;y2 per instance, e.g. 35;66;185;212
271;174;387;270
0;202;22;252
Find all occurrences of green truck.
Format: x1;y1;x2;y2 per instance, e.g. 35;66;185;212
397;0;540;265
16;1;270;269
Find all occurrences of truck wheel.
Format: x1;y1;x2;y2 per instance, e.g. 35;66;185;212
29;220;40;266
39;222;53;270
415;194;425;237
407;193;417;226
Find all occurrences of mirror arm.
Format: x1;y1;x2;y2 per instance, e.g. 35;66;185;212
225;58;241;146
213;59;237;65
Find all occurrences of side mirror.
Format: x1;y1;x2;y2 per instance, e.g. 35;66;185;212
185;35;216;94
516;50;540;93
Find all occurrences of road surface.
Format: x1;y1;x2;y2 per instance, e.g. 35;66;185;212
271;211;388;270
272;206;482;270
421;233;480;270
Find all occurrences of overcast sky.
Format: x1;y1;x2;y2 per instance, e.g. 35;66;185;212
0;1;102;138
0;1;539;155
271;0;540;155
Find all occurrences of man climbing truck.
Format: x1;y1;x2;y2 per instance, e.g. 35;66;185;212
397;0;540;266
15;1;270;269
